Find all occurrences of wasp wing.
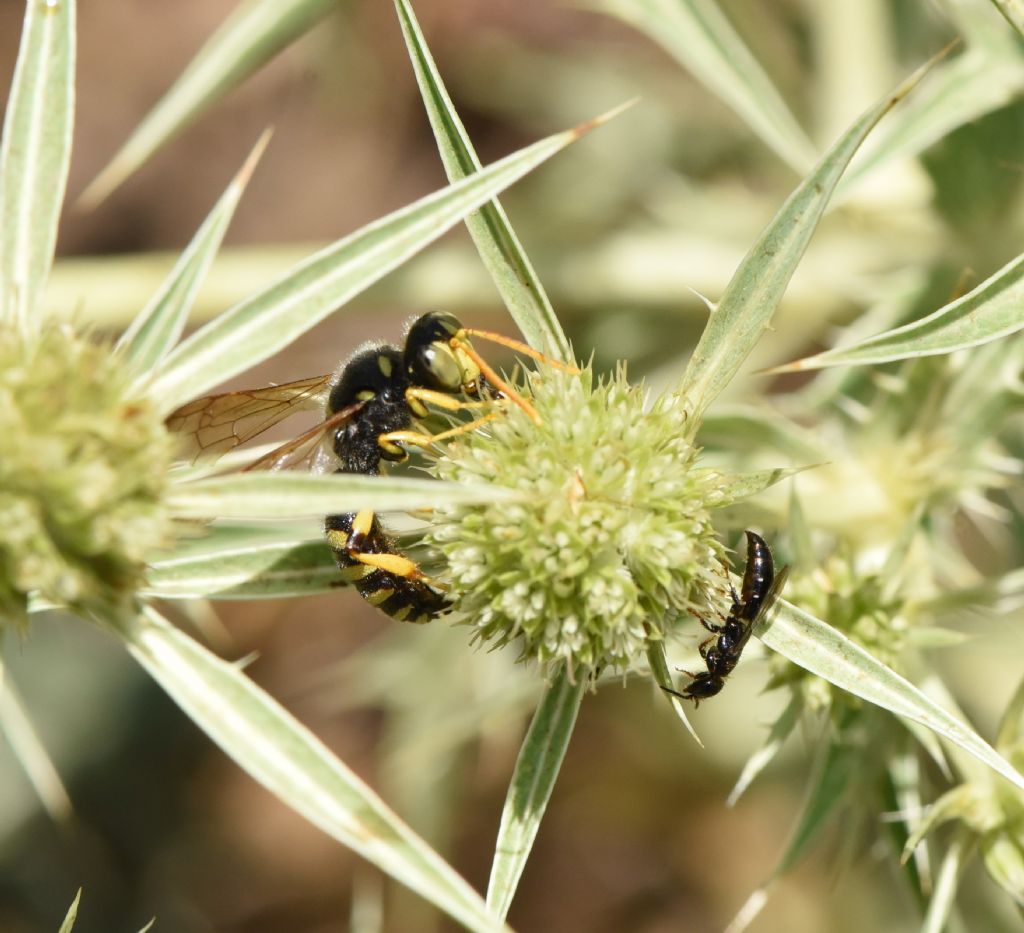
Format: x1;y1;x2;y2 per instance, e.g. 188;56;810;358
242;401;365;472
752;566;790;628
167;374;332;459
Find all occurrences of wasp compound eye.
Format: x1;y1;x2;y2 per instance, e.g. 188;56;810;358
409;341;464;392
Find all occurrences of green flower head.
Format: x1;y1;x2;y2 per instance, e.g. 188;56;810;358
428;365;729;676
0;326;174;627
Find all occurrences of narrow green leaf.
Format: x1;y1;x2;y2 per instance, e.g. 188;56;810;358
0;655;73;821
775;732;858;876
726;887;770;933
837;49;1024;197
145;537;337;599
786;483;815;574
770;251;1024;372
589;0;816;173
698;405;829;462
702;464;817;511
147;115;610;412
0;0;75;331
394;0;569;360
758;601;1024;791
79;0;335;208
886;749;932;899
922;830;972;933
647;641;702;746
118;131;270;378
485;669;586;921
995;670;1024;752
167;473;522;520
727;690;802;806
119;606;509;933
678;54;942;418
900;715;953;782
58;888;81;933
979;832;1024;905
988;0;1024;39
903;785;989;861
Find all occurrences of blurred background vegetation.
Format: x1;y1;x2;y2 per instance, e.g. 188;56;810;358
3;0;1024;930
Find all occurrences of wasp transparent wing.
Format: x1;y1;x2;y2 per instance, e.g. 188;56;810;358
167;373;331;459
754;566;790;627
242;402;365;472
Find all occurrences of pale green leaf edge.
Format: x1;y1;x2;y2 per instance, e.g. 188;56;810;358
146;116;606;413
394;0;569;360
0;0;75;332
117;130;271;377
772;249;1024;372
679;52;943;419
921;830;973;933
704;464;817;511
837;48;1024;198
485;669;586;920
143;538;336;600
58;888;82;933
759;601;1024;791
727;689;803;806
0;653;73;821
167;472;523;520
647;641;702;746
79;0;335;208
988;0;1024;39
773;729;857;877
589;0;816;173
120;605;509;933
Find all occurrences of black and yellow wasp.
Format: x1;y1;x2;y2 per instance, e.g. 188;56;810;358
168;311;573;624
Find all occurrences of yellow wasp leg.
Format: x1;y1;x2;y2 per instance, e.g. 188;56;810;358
405;386;493;413
379;410;503;451
326;512;446;587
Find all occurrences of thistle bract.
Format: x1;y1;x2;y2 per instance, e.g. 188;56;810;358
0;327;174;627
429;366;727;675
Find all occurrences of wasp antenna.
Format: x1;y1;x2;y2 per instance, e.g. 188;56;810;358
453;338;542;424
459;327;580;375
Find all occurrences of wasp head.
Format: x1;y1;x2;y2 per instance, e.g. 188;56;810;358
404;311;483;397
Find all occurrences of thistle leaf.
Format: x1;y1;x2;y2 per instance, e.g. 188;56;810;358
679;52;945;418
167;473;522;521
119;606;510;933
485;669;586;920
0;0;75;331
394;0;570;360
770;250;1024;372
147;115;612;413
79;0;335;207
118;131;270;378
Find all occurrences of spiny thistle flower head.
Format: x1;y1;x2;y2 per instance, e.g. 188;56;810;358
428;365;729;676
0;326;175;628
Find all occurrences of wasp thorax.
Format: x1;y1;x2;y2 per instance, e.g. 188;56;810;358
426;364;727;676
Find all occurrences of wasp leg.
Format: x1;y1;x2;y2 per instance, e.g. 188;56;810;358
326;510;447;590
379;410;503;454
404;386;495;414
